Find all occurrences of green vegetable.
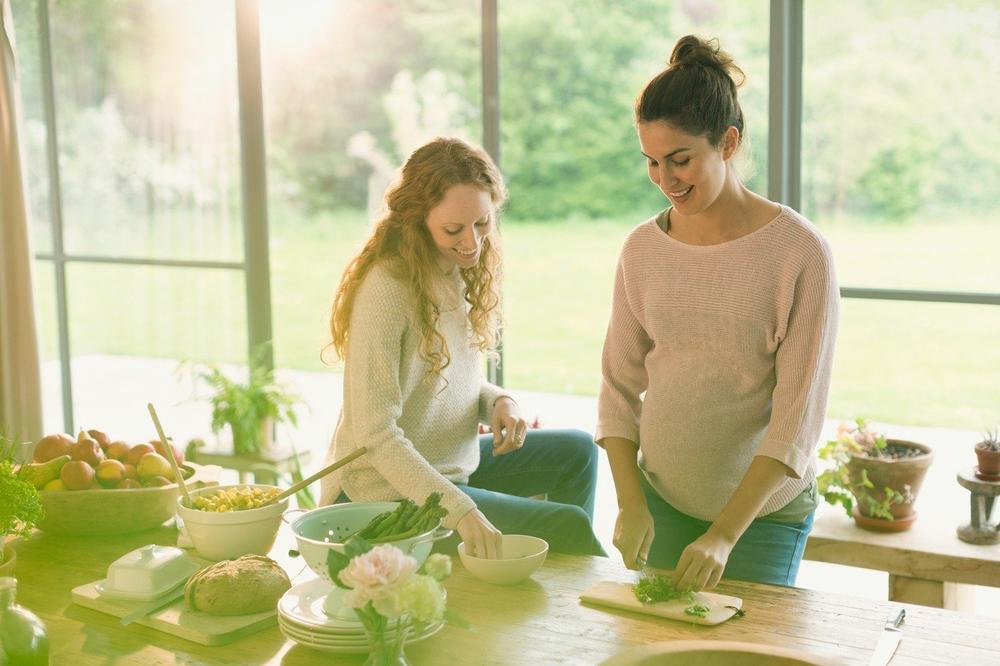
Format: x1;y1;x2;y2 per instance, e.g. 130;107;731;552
632;574;693;605
346;493;447;543
685;604;710;618
0;435;44;564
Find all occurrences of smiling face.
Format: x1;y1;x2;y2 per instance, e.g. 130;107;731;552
425;183;495;271
637;120;737;215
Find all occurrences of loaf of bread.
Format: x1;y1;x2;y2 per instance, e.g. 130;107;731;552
184;555;291;615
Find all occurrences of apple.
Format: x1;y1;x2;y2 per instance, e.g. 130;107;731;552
60;460;95;490
123;463;138;480
32;433;74;463
136;452;173;481
70;437;104;467
43;478;66;491
87;429;111;450
142;475;172;487
96;459;127;487
106;441;131;461
126;443;155;466
150;439;184;465
116;478;142;489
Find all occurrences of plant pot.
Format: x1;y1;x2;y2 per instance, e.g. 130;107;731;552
974;443;1000;480
0;541;17;578
846;438;933;527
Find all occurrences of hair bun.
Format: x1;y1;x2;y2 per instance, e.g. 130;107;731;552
668;35;745;87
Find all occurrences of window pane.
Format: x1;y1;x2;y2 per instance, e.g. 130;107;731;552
9;0;52;255
33;261;64;433
65;264;246;441
45;0;243;261
499;1;770;395
803;1;1000;292
260;0;482;378
830;300;1000;429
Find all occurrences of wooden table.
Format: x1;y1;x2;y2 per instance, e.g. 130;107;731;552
10;524;1000;665
805;439;1000;610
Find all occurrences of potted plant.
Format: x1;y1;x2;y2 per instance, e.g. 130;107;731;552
817;418;933;532
974;427;1000;480
0;435;44;577
194;355;301;457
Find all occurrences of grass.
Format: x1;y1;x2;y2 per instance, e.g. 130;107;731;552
32;207;1000;430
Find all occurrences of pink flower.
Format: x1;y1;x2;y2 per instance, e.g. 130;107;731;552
339;544;418;608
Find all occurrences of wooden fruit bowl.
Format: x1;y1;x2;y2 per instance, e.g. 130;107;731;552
36;462;219;536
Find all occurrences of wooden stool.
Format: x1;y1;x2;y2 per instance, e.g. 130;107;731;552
956;469;1000;544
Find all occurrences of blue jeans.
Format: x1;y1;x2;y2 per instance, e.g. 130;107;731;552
642;478;813;586
447;429;607;556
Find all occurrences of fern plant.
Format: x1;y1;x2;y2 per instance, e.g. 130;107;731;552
0;434;43;562
195;351;301;456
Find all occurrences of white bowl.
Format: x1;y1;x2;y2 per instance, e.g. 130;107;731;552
457;534;548;585
285;502;452;587
176;484;287;561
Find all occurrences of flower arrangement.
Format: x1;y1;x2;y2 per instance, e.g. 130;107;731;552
328;538;461;665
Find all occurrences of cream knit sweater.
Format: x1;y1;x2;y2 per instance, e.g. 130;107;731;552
320;262;508;527
596;206;839;521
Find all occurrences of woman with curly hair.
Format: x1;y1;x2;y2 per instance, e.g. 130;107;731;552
320;137;605;558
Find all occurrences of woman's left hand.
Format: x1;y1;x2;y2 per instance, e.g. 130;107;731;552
673;528;735;592
490;397;528;457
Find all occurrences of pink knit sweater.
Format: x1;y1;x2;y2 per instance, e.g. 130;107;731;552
596;206;839;521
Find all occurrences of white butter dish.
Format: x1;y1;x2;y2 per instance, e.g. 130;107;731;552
99;544;199;601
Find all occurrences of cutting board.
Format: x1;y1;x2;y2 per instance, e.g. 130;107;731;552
72;581;276;645
579;581;742;626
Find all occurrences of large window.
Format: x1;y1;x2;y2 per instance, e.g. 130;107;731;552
804;0;1000;427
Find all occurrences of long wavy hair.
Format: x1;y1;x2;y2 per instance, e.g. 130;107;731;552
324;137;507;379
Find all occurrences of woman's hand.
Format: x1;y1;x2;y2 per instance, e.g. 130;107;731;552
614;504;655;570
490;397;527;457
456;509;504;559
673;529;735;591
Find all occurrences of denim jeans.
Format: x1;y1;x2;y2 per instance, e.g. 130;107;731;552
445;429;607;556
641;478;813;586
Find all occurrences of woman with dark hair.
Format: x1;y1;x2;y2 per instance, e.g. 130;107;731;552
597;36;839;590
321;137;605;558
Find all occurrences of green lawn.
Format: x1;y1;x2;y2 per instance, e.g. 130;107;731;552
34;207;1000;431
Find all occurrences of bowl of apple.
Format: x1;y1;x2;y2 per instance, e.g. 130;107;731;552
23;430;218;536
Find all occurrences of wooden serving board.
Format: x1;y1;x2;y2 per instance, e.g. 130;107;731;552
580;580;742;626
71;581;276;646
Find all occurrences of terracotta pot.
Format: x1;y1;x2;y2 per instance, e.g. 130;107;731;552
0;541;16;578
846;439;933;524
975;442;1000;478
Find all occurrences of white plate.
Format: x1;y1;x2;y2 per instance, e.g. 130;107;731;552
278;578;365;631
279;619;444;654
277;615;437;645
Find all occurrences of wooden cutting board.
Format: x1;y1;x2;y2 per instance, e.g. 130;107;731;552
71;581;276;646
579;581;742;626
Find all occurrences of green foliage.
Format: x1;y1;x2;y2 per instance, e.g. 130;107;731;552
192;346;301;456
0;436;44;545
816;419;905;520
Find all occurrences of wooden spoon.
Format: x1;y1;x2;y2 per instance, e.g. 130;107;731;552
266;446;368;506
147;402;193;508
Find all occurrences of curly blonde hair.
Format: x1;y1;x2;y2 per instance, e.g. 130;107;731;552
324;137;507;378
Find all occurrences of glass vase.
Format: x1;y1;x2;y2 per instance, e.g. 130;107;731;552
362;617;409;666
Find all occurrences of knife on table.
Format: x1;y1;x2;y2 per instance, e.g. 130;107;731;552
868;608;905;666
120;585;186;627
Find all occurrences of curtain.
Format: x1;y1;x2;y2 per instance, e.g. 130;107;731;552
0;0;43;445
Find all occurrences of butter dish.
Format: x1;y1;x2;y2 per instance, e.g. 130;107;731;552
98;544;199;601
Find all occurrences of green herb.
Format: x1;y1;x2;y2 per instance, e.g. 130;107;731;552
632;574;694;605
725;605;746;618
0;435;44;564
685;604;710;618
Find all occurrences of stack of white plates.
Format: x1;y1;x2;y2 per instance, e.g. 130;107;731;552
278;577;444;654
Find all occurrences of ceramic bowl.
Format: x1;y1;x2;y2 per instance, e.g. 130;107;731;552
37;463;210;536
176;484;287;561
285;502;452;586
457;534;548;585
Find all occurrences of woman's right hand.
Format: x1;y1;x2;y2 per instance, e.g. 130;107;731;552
614;504;655;570
457;509;504;559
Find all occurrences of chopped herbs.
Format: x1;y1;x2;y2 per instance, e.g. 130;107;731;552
632;574;693;605
685;604;710;618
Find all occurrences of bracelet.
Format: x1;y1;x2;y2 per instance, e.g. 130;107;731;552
492;395;516;408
